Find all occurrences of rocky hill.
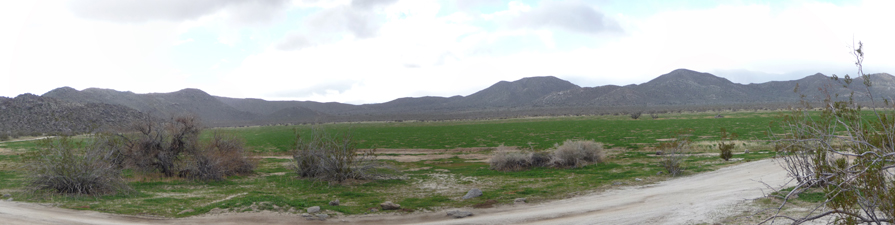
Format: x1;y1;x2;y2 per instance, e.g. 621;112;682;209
0;94;144;136
23;69;895;131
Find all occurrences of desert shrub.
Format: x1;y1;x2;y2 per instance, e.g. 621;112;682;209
529;151;552;167
629;111;642;120
490;145;531;172
552;140;605;168
180;133;255;181
292;128;384;182
114;116;252;181
659;129;691;177
766;43;895;224
26;135;131;196
717;128;736;161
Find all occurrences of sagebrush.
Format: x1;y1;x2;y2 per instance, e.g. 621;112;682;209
292;128;385;182
490;140;606;171
27;135;131;196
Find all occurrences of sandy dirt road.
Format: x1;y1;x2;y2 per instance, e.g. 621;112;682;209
0;159;788;225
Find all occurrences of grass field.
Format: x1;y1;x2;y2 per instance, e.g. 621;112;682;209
0;111;784;218
224;111;785;153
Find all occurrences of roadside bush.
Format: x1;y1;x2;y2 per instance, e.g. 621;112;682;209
26;135;131;196
766;43;895;224
292;128;384;182
552;140;606;168
659;129;692;177
717;128;736;161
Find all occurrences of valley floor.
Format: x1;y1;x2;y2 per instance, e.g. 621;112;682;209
0;158;788;225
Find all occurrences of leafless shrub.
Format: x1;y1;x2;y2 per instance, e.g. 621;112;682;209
114;116;253;181
292;127;385;182
659;130;691;177
650;112;659;119
629;111;642;120
552;140;606;168
180;133;255;181
764;42;894;224
26;135;131;196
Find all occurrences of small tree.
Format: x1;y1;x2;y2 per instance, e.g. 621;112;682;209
717;128;736;161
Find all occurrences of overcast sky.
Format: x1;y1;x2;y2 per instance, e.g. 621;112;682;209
2;0;893;104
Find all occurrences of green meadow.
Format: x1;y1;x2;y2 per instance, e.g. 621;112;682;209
0;111;785;217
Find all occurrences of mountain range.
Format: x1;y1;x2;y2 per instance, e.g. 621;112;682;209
4;68;895;134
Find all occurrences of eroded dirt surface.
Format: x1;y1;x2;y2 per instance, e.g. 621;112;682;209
0;159;787;225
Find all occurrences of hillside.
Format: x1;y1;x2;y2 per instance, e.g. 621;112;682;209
23;69;895;132
0;94;144;136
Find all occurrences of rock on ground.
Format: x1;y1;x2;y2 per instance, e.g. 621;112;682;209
447;210;474;218
514;198;526;204
307;206;320;213
380;201;401;210
329;200;340;206
463;188;482;199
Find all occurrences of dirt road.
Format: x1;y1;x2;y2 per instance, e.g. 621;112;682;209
0;159;788;225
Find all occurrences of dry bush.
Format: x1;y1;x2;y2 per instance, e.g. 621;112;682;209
529;151;552;167
552;140;606;168
765;43;894;224
717;128;736;161
114;116;253;181
659;130;692;177
489;140;606;171
292;128;384;182
26;135;131;196
489;146;531;172
180;133;255;181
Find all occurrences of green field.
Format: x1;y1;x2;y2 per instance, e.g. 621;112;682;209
0;111;784;217
225;111;784;153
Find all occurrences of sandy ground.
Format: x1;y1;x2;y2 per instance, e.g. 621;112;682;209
0;158;788;225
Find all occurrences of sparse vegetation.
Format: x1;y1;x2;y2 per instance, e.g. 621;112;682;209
767;42;894;224
551;140;606;168
490;140;605;171
291;127;386;182
717;128;736;161
629;111;642;120
0;112;779;218
658;129;692;177
26;135;131;196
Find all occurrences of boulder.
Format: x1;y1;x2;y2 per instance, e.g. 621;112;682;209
380;201;401;210
329;199;340;206
463;188;482;199
307;206;320;213
656;151;663;155
447;210;473;218
513;198;526;204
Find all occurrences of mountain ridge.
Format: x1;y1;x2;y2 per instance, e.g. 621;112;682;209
28;69;895;129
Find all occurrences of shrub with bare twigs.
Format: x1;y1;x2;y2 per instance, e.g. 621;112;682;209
26;135;131;196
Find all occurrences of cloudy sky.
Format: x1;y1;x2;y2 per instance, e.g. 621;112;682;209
1;0;893;104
